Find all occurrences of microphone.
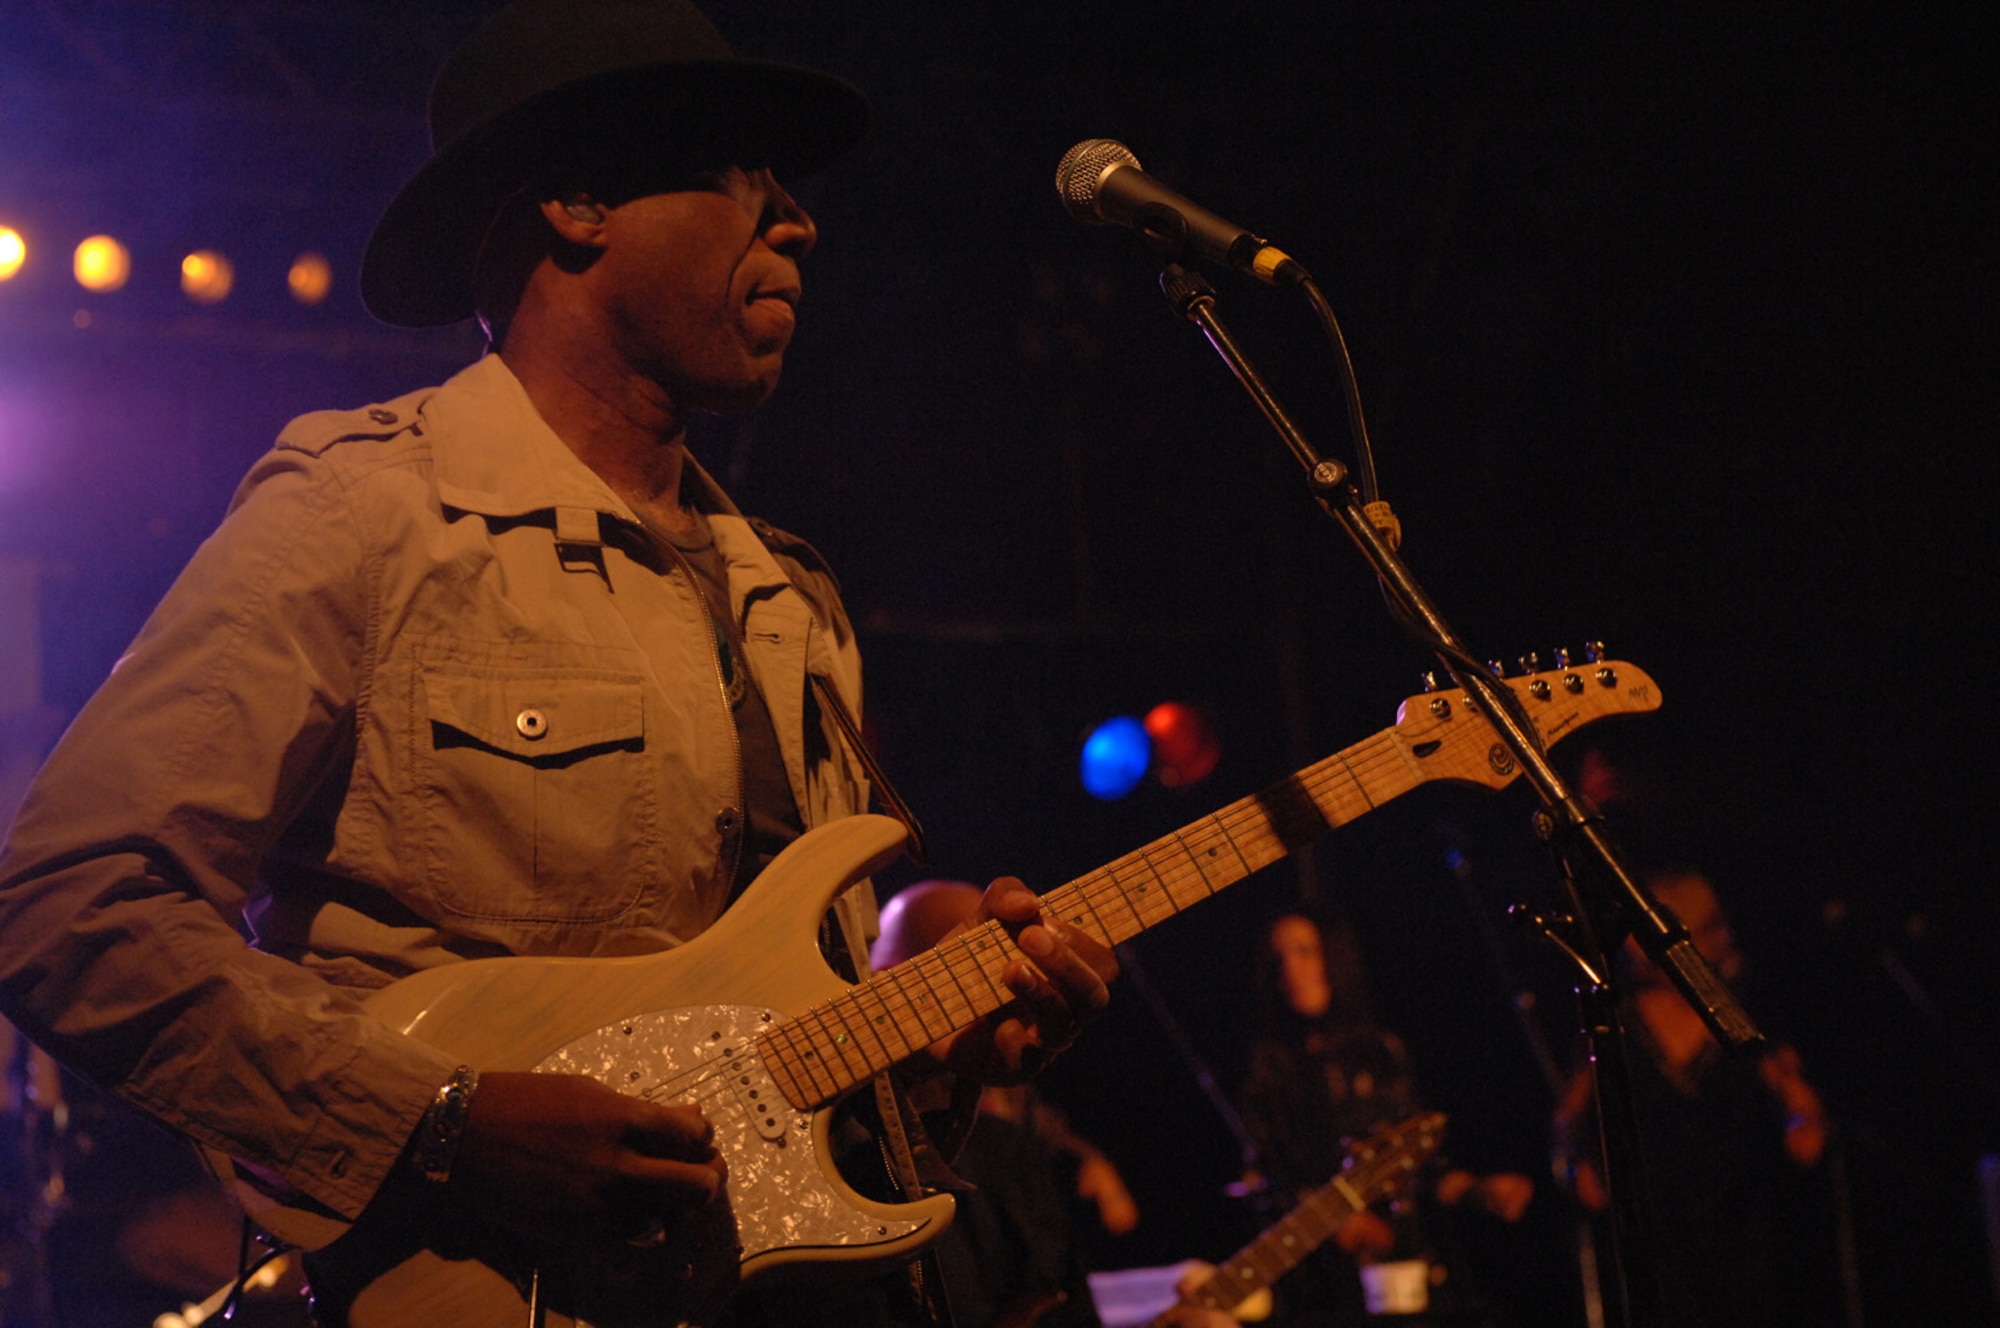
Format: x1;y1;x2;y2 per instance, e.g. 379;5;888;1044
1055;139;1307;287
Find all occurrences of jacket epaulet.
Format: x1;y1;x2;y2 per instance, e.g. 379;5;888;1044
275;386;435;458
745;516;842;593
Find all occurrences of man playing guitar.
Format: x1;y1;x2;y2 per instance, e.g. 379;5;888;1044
0;3;1124;1323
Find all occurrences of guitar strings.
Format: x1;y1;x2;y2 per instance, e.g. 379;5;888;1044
758;727;1428;1107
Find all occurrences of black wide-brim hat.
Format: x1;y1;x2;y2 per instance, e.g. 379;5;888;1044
361;0;870;328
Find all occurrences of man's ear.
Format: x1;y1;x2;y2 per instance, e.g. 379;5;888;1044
542;196;608;245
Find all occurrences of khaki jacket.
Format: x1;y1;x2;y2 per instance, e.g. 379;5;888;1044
0;355;873;1219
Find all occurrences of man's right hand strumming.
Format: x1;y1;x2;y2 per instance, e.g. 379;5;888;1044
448;1072;728;1252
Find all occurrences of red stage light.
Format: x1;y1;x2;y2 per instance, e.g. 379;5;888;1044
1144;701;1218;788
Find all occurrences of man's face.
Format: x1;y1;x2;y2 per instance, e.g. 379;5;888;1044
590;165;816;414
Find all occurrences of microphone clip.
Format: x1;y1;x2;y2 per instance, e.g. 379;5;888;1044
1157;260;1217;321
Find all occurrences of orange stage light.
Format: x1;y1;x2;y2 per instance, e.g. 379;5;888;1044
181;250;234;303
74;235;130;292
288;251;332;305
0;228;25;281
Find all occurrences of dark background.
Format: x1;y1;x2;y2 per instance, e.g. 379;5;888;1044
1;2;1995;1325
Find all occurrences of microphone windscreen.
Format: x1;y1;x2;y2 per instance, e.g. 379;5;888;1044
1055;139;1141;220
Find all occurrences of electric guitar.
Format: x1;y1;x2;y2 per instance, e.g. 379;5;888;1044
224;657;1658;1327
1152;1111;1447;1328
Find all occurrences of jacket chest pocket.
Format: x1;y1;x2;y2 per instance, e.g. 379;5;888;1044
415;665;657;927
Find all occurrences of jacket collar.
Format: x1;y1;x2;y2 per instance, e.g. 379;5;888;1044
423;354;626;521
422;353;750;526
421;354;793;596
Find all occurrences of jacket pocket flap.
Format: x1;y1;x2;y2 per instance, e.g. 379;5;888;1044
424;672;644;758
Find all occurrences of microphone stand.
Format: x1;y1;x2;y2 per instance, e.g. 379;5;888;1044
1150;256;1765;1328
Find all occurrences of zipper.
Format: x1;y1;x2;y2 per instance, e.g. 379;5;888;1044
649;529;746;903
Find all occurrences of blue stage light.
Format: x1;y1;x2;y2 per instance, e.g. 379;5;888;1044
1080;714;1151;800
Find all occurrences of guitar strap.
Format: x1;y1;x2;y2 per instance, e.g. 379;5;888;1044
758;524;966;1325
807;663;978;1173
814;860;968;1328
810;679;967;1328
736;510;926;867
810;673;927;868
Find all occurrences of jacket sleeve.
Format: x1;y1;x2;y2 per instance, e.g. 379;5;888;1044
0;441;460;1222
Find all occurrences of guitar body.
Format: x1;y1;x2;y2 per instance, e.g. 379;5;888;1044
295;813;951;1328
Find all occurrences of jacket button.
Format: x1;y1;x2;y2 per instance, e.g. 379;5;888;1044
515;708;548;740
715;807;741;836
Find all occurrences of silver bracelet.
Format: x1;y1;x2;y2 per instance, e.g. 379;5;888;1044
412;1065;479;1185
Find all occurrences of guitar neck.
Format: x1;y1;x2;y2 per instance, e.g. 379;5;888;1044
762;725;1430;1109
760;656;1656;1110
1170;1174;1370;1321
1154;1108;1443;1325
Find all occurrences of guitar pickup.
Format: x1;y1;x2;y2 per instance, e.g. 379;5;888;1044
722;1044;792;1142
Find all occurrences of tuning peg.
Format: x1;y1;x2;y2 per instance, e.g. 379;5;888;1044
1486;659;1507;678
1517;651;1542;675
1421;671;1439;693
1583;640;1606;663
1551;646;1572;669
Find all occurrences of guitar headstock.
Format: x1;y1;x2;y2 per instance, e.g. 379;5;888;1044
1391;652;1661;791
1345;1111;1448;1205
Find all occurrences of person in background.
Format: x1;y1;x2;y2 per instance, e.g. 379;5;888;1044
1237;912;1533;1326
1549;868;1842;1328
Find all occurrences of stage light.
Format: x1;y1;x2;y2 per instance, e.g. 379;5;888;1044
1144;701;1219;788
74;235;130;292
288;251;331;305
1080;715;1150;800
181;250;234;303
0;228;24;281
